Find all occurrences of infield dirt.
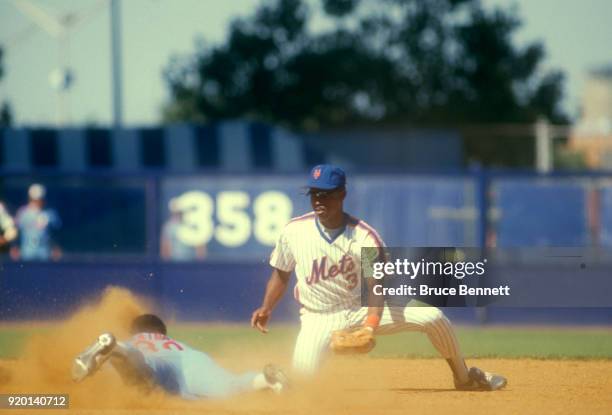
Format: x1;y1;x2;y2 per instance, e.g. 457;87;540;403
0;287;610;415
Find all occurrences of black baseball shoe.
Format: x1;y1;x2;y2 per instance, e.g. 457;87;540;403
455;367;507;391
72;333;116;382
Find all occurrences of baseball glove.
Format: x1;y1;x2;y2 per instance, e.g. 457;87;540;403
330;326;376;354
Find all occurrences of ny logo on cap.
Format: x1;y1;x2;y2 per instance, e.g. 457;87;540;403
313;168;321;179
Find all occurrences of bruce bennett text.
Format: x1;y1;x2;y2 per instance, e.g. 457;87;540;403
373;284;511;297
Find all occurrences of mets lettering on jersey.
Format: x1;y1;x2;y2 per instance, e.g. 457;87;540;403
306;254;357;288
269;212;384;312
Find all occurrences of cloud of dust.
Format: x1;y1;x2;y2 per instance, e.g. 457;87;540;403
0;285;351;412
0;286;188;409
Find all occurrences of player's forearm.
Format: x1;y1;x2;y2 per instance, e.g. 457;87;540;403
260;270;290;311
365;278;384;328
367;306;383;317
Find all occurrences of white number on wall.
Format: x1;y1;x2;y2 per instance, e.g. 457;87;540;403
253;191;293;245
215;191;252;247
174;190;292;247
175;191;215;245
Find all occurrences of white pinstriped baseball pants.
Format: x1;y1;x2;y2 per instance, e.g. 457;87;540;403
292;301;464;374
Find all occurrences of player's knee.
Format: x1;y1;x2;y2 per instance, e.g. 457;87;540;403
421;307;447;326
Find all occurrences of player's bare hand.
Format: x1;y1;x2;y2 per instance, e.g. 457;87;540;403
251;307;271;333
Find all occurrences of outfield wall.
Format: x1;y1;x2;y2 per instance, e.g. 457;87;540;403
1;261;611;325
2;171;612;325
2;171;611;259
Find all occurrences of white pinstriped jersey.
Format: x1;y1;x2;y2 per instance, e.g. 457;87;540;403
269;212;385;312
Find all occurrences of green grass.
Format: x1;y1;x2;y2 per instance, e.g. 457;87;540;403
168;325;298;354
372;327;612;359
0;326;55;359
1;324;611;360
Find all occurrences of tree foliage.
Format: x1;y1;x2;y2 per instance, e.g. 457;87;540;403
163;0;566;130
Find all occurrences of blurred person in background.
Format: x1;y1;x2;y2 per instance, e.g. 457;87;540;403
0;201;18;255
10;184;62;261
160;198;206;261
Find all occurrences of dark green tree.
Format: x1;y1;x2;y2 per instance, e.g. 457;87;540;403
162;0;566;165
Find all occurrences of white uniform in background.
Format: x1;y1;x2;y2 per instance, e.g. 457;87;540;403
0;202;18;245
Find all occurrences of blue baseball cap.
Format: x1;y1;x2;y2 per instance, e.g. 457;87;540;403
307;164;346;190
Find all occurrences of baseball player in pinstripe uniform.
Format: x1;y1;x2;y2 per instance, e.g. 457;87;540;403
251;164;507;391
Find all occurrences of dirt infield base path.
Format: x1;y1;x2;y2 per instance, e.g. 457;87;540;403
1;357;611;415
